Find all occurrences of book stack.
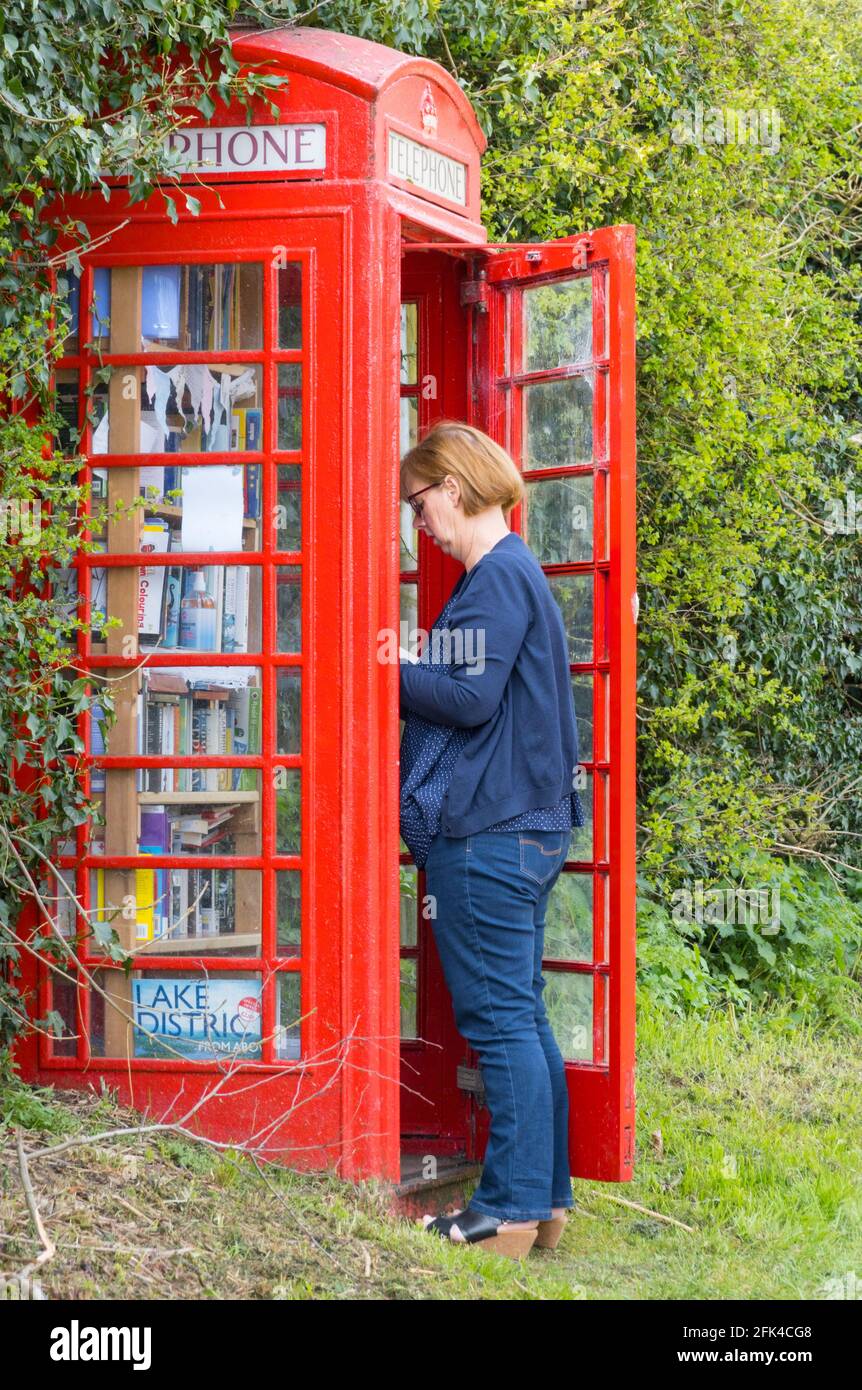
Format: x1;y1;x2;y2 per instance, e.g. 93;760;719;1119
181;264;249;352
136;800;246;856
140;264;259;353
138;564;256;653
229;408;262;453
93;865;239;943
137;669;261;793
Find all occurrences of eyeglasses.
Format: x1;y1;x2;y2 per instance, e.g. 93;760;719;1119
405;480;443;517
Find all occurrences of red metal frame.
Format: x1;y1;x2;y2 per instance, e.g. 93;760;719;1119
475;227;637;1180
398;254;479;1156
12;27;635;1187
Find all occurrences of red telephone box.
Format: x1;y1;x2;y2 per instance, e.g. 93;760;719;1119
15;25;636;1193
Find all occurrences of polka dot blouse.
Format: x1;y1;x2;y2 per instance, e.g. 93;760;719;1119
400;590;584;870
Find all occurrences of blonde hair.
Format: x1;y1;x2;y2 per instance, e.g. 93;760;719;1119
400;420;524;517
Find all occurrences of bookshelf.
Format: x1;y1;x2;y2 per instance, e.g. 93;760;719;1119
102;264;142;1057
138;791;260;805
86;261;268;1055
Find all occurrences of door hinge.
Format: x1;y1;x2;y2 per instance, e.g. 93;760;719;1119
460;271;488;312
456;1064;486;1104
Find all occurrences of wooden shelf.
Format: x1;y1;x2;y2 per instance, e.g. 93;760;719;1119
138;931;260;953
144;502;260;530
137;791;259;805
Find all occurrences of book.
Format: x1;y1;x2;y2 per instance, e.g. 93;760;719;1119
222;566;250;652
244;408;262;452
163;567;183;646
138;521;171;639
135;868;156;944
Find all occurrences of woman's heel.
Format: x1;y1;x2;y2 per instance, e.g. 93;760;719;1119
477;1226;538;1259
534;1212;567;1250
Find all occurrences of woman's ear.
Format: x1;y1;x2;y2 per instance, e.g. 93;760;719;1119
443;473;461;507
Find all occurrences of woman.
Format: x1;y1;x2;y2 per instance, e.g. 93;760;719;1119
399;419;585;1259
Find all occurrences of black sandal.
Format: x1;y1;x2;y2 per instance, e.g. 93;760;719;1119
420;1205;538;1258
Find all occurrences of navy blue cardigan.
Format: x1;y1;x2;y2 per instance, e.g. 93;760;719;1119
398;531;582;838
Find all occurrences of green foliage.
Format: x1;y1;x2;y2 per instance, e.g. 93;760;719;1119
637;858;862;1027
0;2;280;1045
321;0;862;1017
2;0;862;1043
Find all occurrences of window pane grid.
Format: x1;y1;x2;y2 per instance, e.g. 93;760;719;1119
52;255;307;1067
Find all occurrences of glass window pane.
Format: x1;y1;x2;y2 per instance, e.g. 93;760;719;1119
91;465;262;553
58;271;79;354
570;768;593;861
78;264;262;353
401;303;418;384
49;976;79;1057
89;868;262;954
400;865;418;948
40;867;78;940
276;670;301;754
138;263;262;351
548;573;593;663
276;871;301;957
400;394;418;453
400;500;418;572
88;771;261;857
66;265;111;349
543;872;593;962
276;972;302;1059
596;370;609;462
54;369;80;454
91;364;263;454
93;564;261;656
99;665;261;763
543;969;594;1061
401;958;418;1039
276;465;301;551
276;772;301;854
277;263;302;349
50;568;81;654
524;277;593;371
599;466;609;561
276;566;301;650
90;969;263;1060
400;582;418;653
277;363;302;450
572;674;593;763
600;769;610;862
524;373;594;470
524;474;593;564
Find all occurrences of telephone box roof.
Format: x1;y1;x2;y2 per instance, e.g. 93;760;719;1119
229;24;487;153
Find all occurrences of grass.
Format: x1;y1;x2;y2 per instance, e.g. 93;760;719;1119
0;996;859;1300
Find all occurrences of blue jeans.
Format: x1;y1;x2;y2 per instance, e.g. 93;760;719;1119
424;828;574;1221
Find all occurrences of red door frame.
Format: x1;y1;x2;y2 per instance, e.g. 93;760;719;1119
480;227;637;1181
398;252;478;1156
398;228;637;1182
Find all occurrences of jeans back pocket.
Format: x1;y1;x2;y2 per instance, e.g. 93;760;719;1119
518;832;567;885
